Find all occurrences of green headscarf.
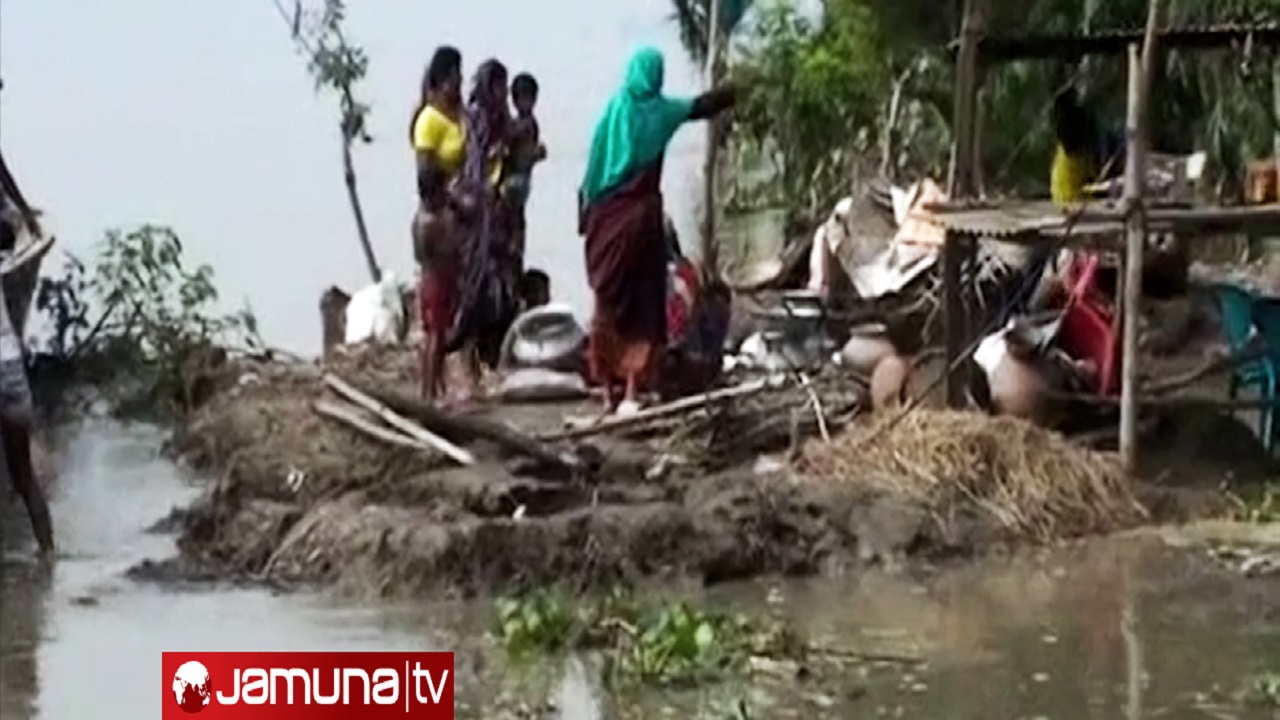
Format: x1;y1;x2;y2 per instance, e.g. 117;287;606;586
579;47;694;205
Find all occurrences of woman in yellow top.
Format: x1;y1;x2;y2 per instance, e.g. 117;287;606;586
410;46;466;403
1050;88;1099;206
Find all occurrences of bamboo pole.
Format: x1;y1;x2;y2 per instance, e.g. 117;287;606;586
701;0;723;275
1119;0;1164;474
947;0;987;199
323;373;475;465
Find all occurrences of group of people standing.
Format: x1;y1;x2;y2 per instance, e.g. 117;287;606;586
411;46;546;406
411;44;735;418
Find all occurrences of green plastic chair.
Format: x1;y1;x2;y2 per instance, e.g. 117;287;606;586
1212;283;1279;452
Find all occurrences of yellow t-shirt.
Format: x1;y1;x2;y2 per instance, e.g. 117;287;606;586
1050;144;1093;207
412;106;466;178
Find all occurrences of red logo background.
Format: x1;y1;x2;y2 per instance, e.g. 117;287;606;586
161;652;454;720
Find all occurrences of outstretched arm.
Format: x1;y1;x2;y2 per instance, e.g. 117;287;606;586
688;85;737;121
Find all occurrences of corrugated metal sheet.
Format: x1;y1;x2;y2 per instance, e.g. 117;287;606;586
911;200;1110;238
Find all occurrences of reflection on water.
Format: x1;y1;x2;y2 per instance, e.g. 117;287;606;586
2;420;1279;719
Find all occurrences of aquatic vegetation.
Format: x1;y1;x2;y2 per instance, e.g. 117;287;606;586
1240;671;1280;708
493;587;808;688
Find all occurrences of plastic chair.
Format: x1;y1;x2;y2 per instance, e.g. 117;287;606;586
1210;283;1279;452
1057;254;1120;396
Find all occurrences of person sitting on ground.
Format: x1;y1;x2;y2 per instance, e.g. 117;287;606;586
504;73;547;273
517;268;550;313
0;278;53;555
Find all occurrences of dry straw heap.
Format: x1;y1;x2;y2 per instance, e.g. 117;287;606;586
800;409;1149;543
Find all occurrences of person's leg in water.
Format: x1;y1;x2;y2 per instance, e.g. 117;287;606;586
2;415;53;554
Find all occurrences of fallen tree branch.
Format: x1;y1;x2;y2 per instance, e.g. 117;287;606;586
324;373;474;465
313;400;426;451
354;381;583;472
544;377;776;441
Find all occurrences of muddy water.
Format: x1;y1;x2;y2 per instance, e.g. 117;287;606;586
2;420;1279;719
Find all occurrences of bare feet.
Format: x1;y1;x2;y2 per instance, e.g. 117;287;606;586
615;398;642;417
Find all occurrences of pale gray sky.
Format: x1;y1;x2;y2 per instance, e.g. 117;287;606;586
1;0;708;353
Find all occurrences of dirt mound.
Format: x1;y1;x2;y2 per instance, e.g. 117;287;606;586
148;348;1229;598
799;410;1149;544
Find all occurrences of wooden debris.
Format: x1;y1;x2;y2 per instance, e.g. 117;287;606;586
313;400;426;451
323;373;475;465
544;378;775;441
355;382;584;472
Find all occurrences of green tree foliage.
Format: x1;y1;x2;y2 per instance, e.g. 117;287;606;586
727;0;890;219
724;0;1280;223
35;226;261;419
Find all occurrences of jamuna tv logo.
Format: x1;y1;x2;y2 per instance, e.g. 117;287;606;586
161;652;454;719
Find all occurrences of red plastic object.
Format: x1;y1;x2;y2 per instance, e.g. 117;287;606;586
666;257;700;347
1058;254;1121;396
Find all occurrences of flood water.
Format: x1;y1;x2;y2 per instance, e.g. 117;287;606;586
2;420;1279;719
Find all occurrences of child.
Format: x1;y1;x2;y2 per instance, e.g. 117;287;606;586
412;164;459;402
504;73;546;264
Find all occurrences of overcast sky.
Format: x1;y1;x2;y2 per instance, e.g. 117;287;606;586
0;0;708;353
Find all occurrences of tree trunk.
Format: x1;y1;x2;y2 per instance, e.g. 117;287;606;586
342;137;381;284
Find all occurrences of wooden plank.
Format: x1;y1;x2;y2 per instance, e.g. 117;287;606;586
971;24;1280;63
356;382;584;471
323;373;475;465
313;400;427;451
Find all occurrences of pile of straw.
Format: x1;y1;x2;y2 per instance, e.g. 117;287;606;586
800;409;1148;543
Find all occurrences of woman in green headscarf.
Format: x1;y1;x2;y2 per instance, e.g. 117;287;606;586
579;47;735;417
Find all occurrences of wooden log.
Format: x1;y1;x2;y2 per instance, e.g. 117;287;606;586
354;382;584;471
313;400;426;451
544;378;774;441
323;373;475;465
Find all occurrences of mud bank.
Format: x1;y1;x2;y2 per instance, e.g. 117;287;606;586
141;345;1241;599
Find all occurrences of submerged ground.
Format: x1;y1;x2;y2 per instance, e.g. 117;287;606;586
2;419;1279;719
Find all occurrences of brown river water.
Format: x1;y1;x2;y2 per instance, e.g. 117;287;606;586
2;419;1279;719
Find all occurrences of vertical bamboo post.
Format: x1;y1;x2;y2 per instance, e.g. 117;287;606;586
947;0;987;200
943;0;986;407
1119;0;1164;474
701;0;723;276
